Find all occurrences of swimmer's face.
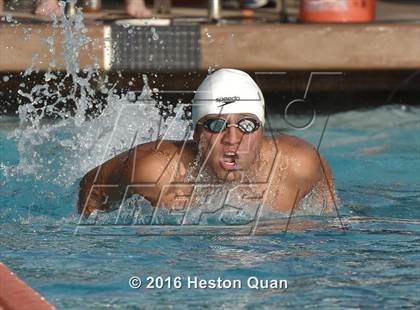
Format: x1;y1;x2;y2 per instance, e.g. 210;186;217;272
193;113;264;181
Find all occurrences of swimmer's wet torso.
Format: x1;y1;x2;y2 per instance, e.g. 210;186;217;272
77;69;336;217
78;130;335;217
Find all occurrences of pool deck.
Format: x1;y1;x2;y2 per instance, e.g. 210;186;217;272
0;1;419;72
0;1;419;109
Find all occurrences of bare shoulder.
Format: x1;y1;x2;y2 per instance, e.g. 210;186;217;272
135;140;184;155
272;134;322;184
132;140;192;183
263;134;336;211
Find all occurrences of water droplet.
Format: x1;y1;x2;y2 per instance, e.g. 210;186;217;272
127;91;136;102
46;36;54;46
151;28;159;41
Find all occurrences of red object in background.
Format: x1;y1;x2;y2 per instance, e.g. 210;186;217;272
300;0;376;23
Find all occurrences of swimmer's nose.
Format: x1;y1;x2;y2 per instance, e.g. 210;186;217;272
222;126;242;145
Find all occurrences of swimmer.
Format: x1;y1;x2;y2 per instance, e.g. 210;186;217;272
78;69;336;217
35;0;151;18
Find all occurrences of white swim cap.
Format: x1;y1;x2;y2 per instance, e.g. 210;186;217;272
192;69;265;128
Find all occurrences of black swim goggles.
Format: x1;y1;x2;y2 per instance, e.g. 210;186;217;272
197;117;261;134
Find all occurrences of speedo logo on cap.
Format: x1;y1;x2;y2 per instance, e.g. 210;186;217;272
215;96;240;104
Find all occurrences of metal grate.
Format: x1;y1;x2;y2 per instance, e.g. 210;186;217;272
111;24;201;72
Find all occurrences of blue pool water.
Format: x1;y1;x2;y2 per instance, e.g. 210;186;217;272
1;105;419;309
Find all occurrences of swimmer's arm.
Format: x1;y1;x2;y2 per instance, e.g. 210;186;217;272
77;150;131;217
78;141;185;216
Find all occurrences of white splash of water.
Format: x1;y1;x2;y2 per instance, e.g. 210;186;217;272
8;2;189;188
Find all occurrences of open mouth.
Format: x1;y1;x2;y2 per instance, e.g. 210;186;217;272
219;151;239;171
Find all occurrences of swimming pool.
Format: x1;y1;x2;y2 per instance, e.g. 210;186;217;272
1;104;419;309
